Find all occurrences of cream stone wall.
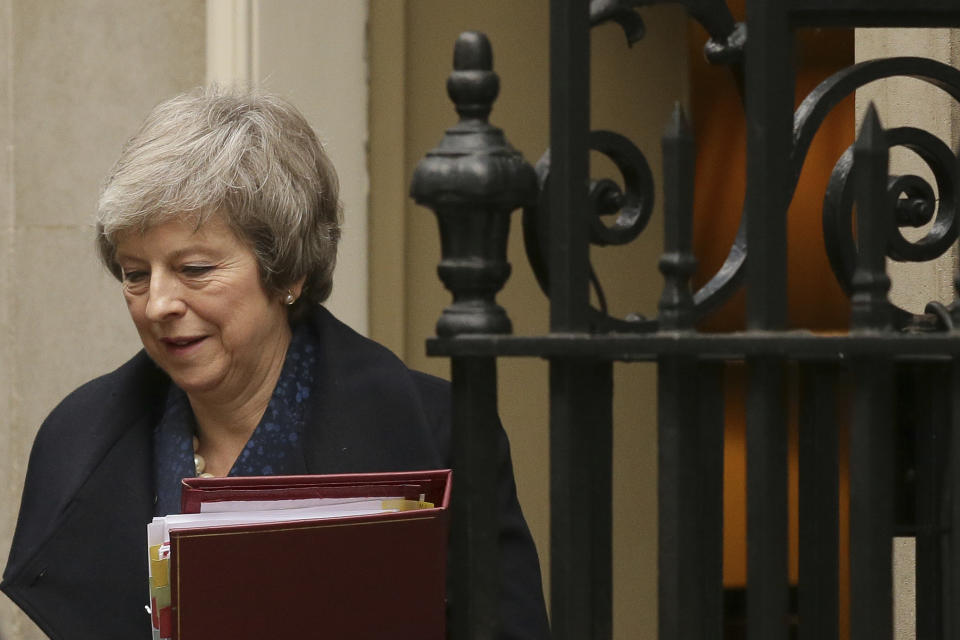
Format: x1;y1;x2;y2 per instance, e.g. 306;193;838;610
855;27;960;640
0;2;205;638
0;3;14;629
857;29;960;315
254;0;370;335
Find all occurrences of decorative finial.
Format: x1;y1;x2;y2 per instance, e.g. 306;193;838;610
448;32;498;121
410;32;536;337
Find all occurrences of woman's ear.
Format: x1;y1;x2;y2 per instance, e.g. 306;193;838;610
284;277;307;304
291;276;306;299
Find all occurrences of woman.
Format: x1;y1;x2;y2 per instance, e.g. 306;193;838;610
1;88;549;639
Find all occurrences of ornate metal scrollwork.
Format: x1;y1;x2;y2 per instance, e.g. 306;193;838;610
523;131;656;332
693;56;960;329
590;0;648;45
824;128;957;283
680;1;747;320
521;5;960;334
589;0;742;52
807;57;960;328
522;0;743;332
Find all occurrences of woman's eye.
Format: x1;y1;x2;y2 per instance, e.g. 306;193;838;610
121;270;149;294
181;265;214;277
122;270;148;283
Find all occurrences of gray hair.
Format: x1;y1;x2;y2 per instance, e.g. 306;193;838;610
96;86;342;309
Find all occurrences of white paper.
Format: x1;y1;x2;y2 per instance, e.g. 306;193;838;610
151;498;404;544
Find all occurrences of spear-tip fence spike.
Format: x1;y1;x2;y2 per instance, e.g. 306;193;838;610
664;102;692;142
855;102;885;152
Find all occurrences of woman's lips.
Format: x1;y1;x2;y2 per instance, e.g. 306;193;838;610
160;336;207;356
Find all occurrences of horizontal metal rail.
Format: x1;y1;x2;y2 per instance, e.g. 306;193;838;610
428;331;960;360
789;0;960;26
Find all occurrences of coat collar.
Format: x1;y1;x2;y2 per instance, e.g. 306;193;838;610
301;305;444;472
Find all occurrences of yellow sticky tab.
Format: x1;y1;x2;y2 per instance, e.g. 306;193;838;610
149;545;169;587
381;499;434;511
153;584;171;610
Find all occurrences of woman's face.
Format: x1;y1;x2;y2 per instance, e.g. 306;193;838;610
114;215;292;402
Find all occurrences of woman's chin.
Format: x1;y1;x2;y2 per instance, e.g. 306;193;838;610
170;374;221;396
156;364;223;397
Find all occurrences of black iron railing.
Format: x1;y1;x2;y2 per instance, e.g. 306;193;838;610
411;1;960;639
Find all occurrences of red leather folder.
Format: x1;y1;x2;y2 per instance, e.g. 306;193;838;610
167;469;451;640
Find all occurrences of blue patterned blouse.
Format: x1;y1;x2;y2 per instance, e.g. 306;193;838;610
153;323;318;516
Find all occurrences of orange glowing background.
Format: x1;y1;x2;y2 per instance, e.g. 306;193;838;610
688;1;854;634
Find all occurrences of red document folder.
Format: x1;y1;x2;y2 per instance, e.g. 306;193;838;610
167;469;451;640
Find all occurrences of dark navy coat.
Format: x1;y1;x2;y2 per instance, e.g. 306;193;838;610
1;307;549;639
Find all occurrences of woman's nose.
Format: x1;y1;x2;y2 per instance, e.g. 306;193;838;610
144;272;187;321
